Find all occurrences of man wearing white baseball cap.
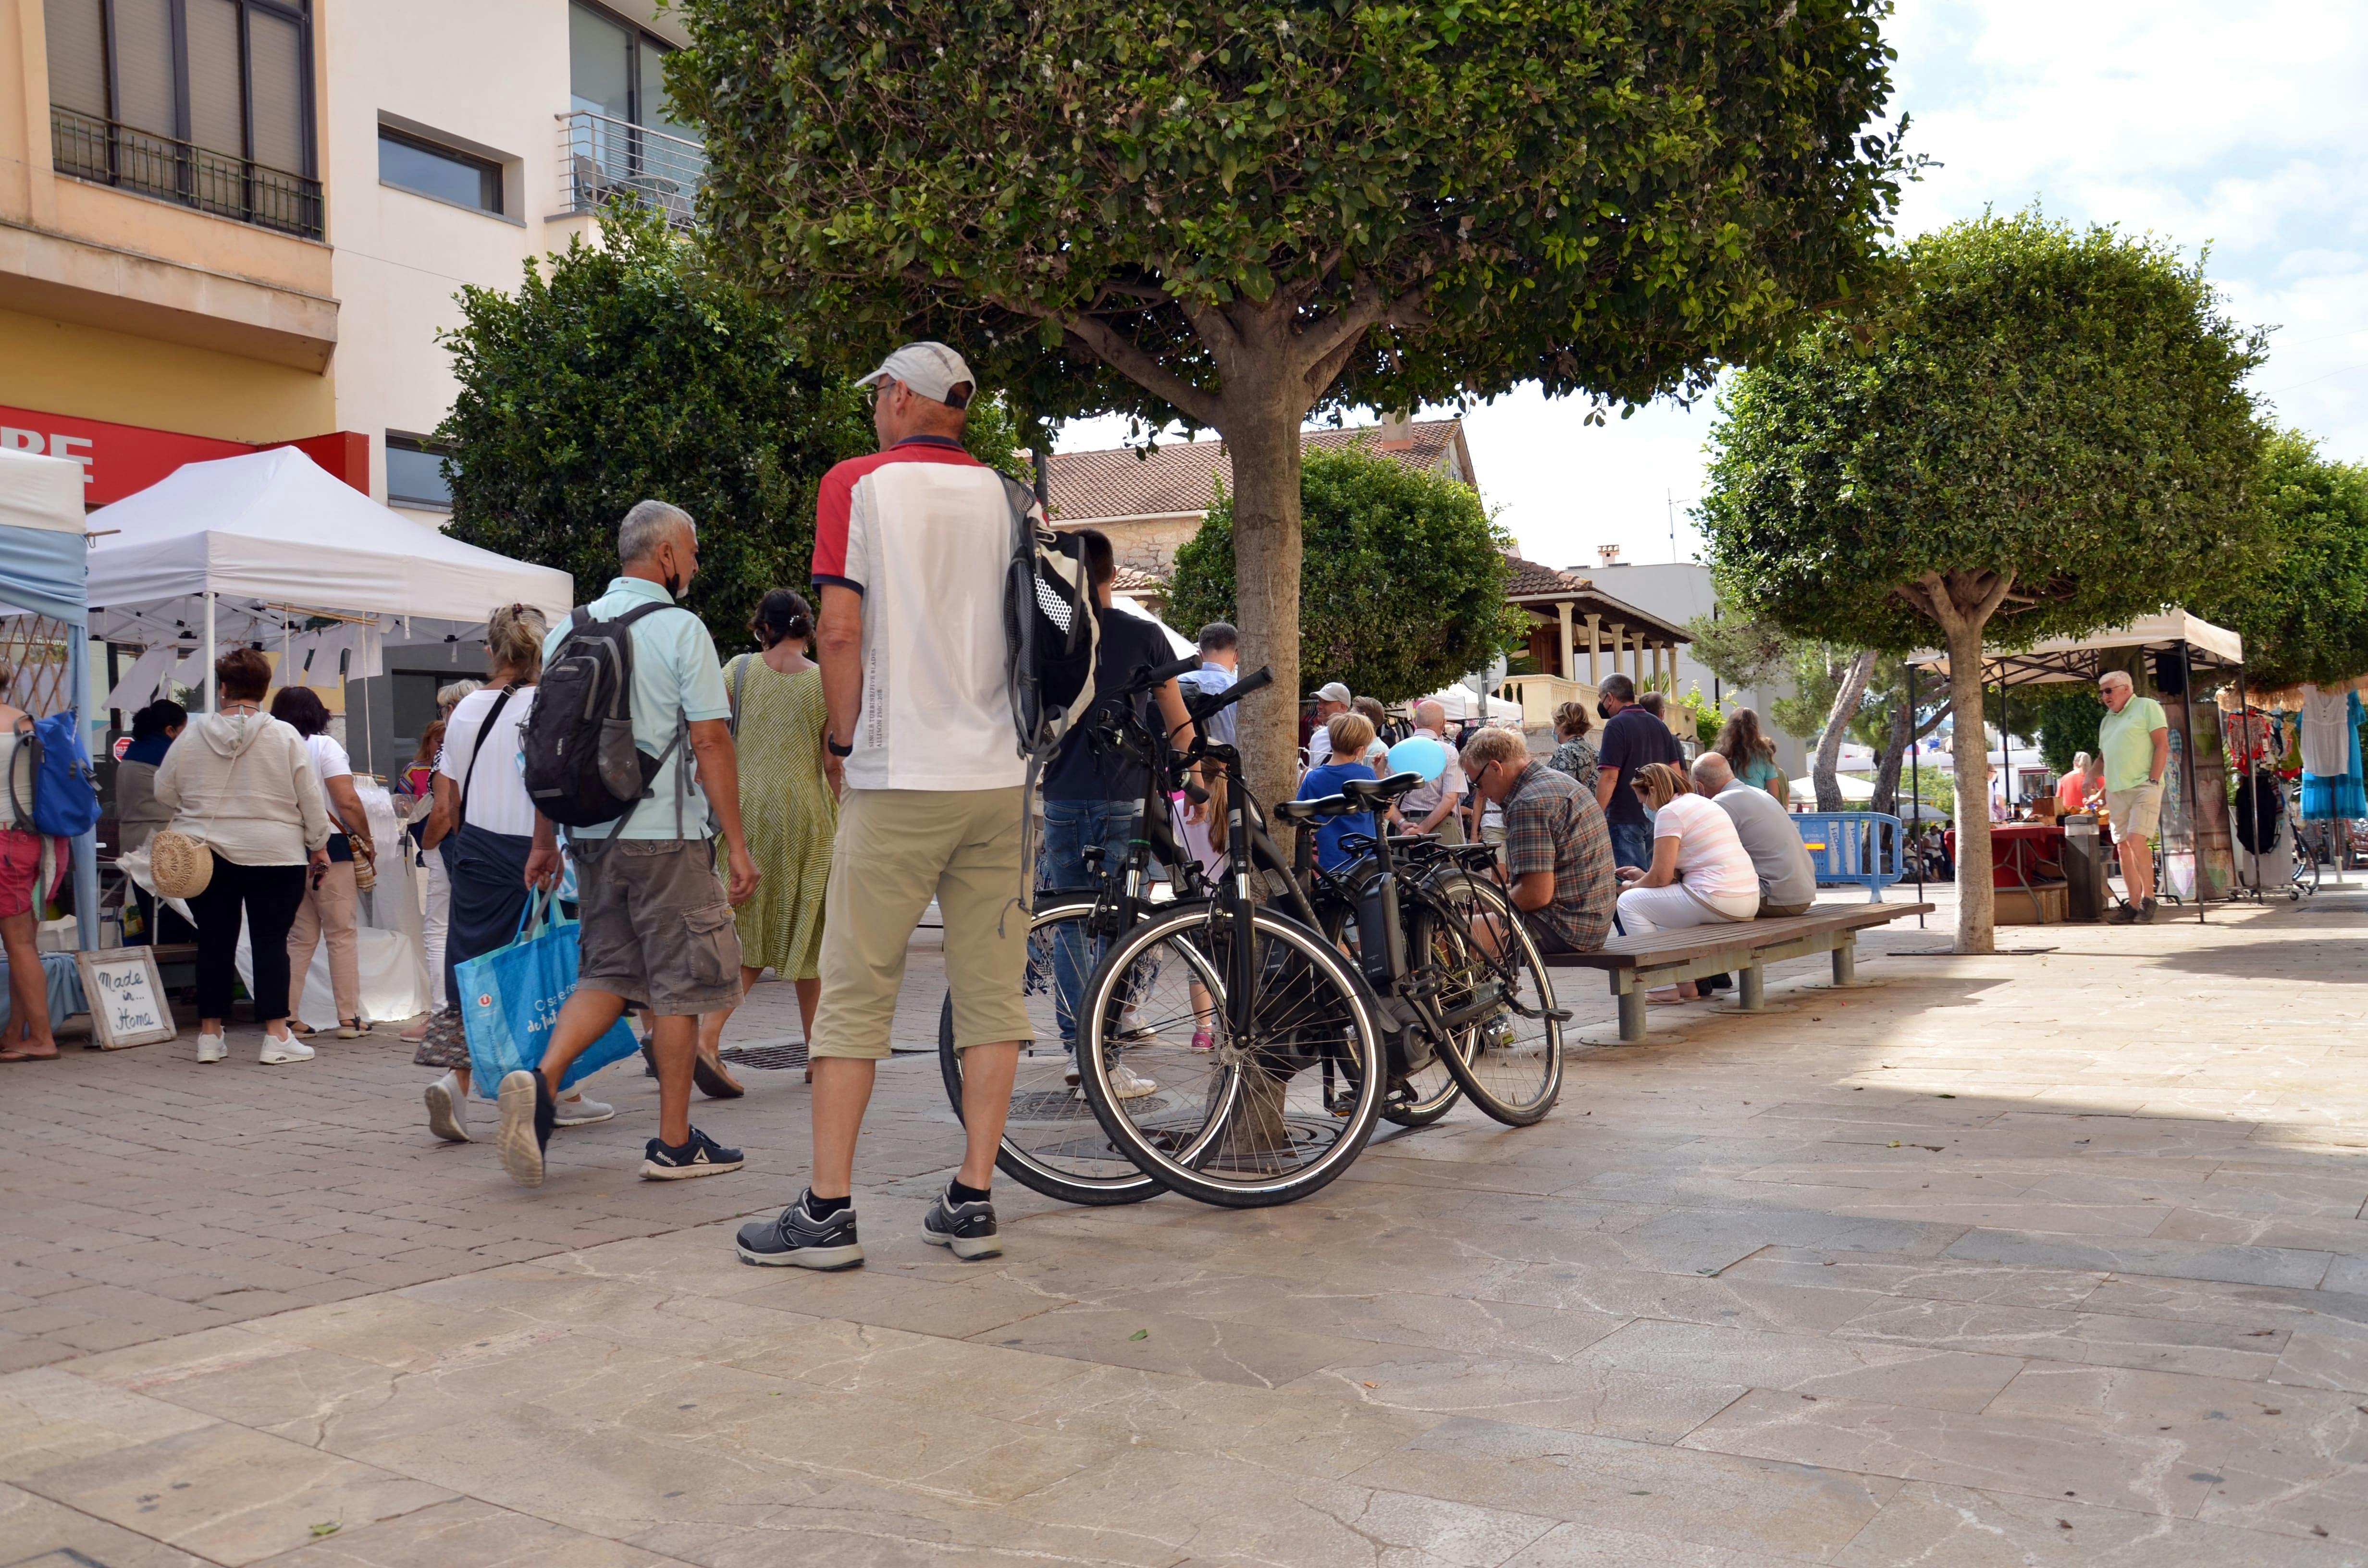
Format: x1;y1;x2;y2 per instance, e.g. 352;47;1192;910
1303;681;1354;769
737;340;1035;1271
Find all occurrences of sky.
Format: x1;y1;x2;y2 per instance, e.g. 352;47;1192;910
1053;1;2368;574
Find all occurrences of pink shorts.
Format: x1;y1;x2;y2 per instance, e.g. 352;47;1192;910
0;830;40;919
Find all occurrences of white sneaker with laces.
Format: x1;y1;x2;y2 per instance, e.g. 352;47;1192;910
553;1094;615;1127
197;1032;226;1064
1108;1062;1159;1100
424;1072;469;1142
259;1030;315;1066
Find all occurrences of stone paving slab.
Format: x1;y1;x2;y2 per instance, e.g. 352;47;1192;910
2;892;2367;1564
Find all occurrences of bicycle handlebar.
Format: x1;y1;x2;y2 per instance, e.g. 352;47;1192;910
1186;664;1272;723
1117;652;1203;696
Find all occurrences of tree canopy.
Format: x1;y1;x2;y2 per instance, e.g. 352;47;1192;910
2204;428;2368;689
669;0;1910;808
1697;211;2270;950
436;208;1022;648
1165;442;1525;703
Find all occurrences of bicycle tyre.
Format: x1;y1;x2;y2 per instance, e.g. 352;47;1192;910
1415;870;1564;1127
1314;892;1462;1128
937;897;1164;1207
1075;903;1386;1208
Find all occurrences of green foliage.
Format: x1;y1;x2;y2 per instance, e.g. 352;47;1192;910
435;207;1024;648
1700;211;2272;653
2027;686;2106;774
667;0;1910;430
1675;684;1725;750
2203;428;2368;687
1164;444;1524;702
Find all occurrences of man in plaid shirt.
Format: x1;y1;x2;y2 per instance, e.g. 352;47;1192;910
1460;727;1616;953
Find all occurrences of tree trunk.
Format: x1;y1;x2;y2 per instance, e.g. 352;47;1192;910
1871;692;1912;817
1222;395;1306;833
1813;649;1876;811
1943;619;1996;954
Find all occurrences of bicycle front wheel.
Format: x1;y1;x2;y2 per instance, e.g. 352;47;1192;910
1414;870;1564;1126
937;897;1163;1207
1075;903;1386;1207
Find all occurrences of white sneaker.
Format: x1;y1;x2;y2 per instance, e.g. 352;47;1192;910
553;1094;615;1127
259;1030;315;1066
1109;1062;1159;1100
424;1072;469;1142
196;1032;226;1064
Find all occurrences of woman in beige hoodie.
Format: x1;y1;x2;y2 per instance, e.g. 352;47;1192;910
154;649;330;1066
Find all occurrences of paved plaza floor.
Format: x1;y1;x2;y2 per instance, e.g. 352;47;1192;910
3;888;2367;1566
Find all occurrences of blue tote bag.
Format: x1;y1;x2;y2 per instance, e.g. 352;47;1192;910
458;889;639;1098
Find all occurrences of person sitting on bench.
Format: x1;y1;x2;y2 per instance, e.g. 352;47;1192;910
1615;762;1761;1002
1692;752;1818;918
1459;726;1617;956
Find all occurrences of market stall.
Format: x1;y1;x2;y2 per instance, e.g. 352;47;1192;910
82;447;573;1027
0;447;99;957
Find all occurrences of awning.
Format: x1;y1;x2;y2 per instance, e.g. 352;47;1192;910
1908;609;2243;688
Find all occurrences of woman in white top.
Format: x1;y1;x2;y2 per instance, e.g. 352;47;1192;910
270;686;373;1040
155;649;331;1065
1616;762;1762;1002
414;605;611;1143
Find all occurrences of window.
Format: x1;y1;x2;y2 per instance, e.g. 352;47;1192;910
45;0;313;170
568;0;690;138
378;128;502;215
44;0;318;235
385;435;453;512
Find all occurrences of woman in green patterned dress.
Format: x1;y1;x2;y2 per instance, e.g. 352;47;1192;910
696;589;836;1082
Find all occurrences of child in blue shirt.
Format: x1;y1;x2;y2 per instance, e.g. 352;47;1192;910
1296;712;1380;872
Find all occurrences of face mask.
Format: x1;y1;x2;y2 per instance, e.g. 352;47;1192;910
1595;700;1610;720
662;571;684;602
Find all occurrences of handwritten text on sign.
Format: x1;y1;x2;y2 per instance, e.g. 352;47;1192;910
92;961;166;1041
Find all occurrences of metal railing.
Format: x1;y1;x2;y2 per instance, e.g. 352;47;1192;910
555;110;705;229
50;106;323;239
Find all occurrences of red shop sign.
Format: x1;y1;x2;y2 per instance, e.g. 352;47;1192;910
0;406;370;506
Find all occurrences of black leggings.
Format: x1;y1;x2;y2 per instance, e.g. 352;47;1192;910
188;855;308;1022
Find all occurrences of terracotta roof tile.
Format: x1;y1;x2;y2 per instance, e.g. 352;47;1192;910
1111;564;1168;592
1046;419;1464;525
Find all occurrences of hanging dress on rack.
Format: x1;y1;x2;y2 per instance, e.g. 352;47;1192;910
2296;684;2368;820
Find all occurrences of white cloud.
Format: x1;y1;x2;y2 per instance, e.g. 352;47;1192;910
1064;1;2368;557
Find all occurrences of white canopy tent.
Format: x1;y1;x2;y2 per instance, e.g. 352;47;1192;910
84;447;572;710
1906;610;2243;686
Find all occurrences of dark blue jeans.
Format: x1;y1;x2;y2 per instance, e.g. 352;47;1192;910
1609;820;1653;873
1038;799;1140;1052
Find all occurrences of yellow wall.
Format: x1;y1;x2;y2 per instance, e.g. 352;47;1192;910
0;305;333;443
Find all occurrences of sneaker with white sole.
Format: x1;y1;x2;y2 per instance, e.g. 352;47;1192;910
259;1031;314;1066
639;1126;743;1180
197;1032;226;1064
736;1194;862;1269
424;1072;469;1142
553;1094;614;1127
496;1068;554;1188
922;1185;1002;1260
1061;1058;1159;1099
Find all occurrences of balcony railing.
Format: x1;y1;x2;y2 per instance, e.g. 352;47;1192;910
50;106;323;239
556;110;705;230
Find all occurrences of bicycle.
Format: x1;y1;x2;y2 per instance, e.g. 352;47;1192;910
936;657;1316;1206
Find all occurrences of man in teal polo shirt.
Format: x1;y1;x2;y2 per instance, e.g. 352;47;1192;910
2097;668;2170;923
499;499;761;1188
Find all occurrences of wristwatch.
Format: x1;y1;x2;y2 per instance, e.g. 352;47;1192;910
826;735;853;758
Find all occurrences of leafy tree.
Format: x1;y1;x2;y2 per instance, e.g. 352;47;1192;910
1165;443;1525;703
669;0;1909;808
436;207;1023;648
1700;212;2269;951
2023;686;2104;776
2205;429;2368;688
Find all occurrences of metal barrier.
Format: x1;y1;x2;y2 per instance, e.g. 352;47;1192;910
555;110;706;230
1792;811;1905;902
51;107;322;239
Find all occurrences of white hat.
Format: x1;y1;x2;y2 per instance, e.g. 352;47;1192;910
1312;681;1353;705
854;342;975;405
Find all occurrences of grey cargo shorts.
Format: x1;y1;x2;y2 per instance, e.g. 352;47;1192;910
570;837;743;1017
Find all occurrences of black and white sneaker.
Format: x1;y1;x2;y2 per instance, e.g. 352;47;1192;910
736;1194;863;1269
496;1069;555;1188
922;1185;1002;1260
639;1126;744;1180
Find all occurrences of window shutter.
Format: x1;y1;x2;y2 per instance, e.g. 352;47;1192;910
41;0;110;118
246;6;306;174
184;0;245;157
110;0;179;138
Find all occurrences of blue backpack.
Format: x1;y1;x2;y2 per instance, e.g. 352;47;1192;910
12;711;101;838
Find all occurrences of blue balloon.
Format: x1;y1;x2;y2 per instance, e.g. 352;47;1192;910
1387;736;1449;783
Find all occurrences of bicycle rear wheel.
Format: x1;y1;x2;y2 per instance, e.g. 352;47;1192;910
938;897;1163;1206
1075;903;1386;1207
1414;870;1564;1126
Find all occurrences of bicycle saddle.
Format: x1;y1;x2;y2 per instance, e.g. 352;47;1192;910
1340;771;1426;805
1273;793;1357;824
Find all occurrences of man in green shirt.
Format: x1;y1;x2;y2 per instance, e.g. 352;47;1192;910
2096;669;2171;923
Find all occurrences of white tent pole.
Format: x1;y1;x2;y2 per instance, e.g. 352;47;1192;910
203;593;216;713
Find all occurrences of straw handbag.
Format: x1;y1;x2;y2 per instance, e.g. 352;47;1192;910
149;828;213;899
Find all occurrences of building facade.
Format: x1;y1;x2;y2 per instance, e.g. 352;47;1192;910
5;0;695;520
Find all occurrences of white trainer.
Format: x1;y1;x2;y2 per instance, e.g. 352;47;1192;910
553;1094;615;1127
259;1031;315;1066
1108;1062;1159;1100
424;1072;469;1142
196;1032;226;1064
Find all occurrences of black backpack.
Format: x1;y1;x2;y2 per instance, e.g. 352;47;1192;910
520;600;692;830
1000;473;1096;766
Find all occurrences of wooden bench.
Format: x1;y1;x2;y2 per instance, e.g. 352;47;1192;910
1542;903;1936;1042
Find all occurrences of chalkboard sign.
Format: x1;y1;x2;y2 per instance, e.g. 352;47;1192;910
74;948;176;1050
